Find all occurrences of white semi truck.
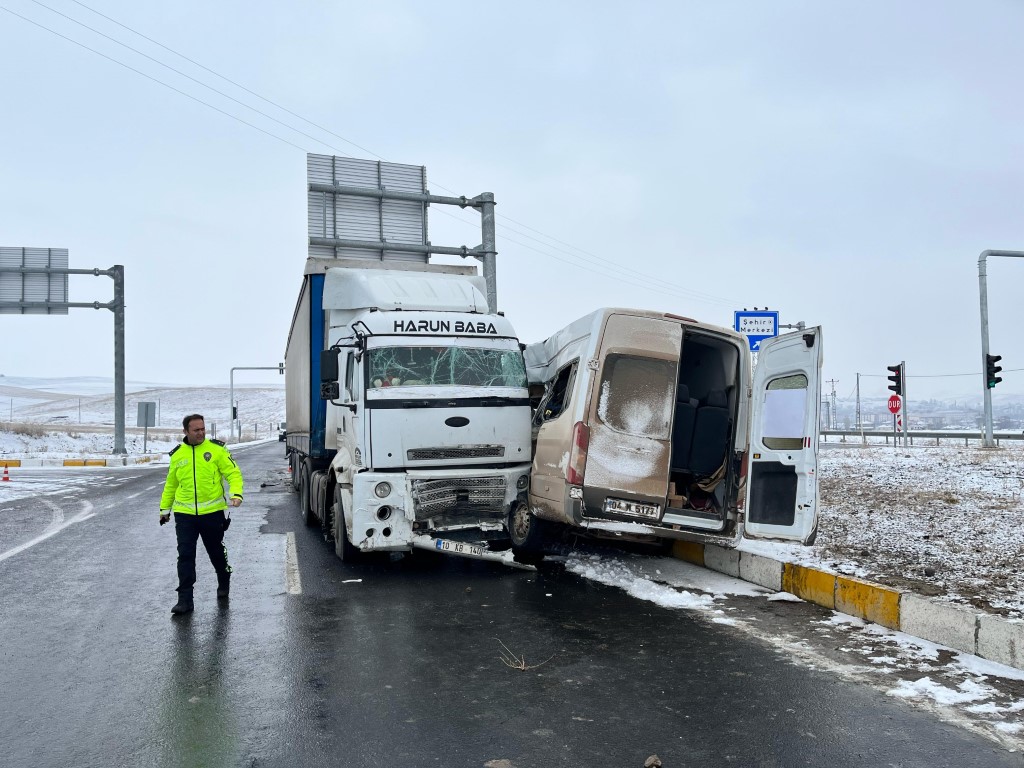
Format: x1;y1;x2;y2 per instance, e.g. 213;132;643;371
284;258;533;566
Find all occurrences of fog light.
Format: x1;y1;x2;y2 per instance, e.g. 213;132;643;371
374;482;392;498
516;474;529;490
376;505;392;521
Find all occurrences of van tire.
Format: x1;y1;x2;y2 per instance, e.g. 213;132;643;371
333;485;361;562
299;461;316;527
508;500;547;563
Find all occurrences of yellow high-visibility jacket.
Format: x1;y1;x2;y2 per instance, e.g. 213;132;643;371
160;438;243;515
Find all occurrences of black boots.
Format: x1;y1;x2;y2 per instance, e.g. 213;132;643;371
172;577;229;614
217;573;230;601
171;591;194;615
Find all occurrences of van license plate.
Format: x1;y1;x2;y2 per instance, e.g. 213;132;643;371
604;499;660;520
435;539;485;557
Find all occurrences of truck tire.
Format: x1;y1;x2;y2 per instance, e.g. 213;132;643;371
289;453;300;491
298;461;316;527
315;472;333;544
333;485;361;562
508;499;547;564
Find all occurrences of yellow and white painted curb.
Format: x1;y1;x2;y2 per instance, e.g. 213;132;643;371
671;540;1024;672
0;455;165;468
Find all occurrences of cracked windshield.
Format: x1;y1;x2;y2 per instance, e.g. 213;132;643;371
367;346;527;389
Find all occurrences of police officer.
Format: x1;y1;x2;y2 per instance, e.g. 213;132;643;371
160;413;243;615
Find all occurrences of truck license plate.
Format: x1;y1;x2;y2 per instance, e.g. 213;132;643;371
604;498;660;519
435;539;485;557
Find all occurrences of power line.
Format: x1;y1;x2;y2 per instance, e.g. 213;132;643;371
27;0;346;154
7;1;752;310
0;4;307;151
860;368;1023;379
66;0;381;160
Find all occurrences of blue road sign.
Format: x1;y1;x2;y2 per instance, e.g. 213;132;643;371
734;310;779;351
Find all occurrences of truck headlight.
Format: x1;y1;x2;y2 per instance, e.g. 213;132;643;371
516;474;529;490
374;482;392;498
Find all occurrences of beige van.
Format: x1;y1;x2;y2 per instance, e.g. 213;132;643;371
508;308;822;558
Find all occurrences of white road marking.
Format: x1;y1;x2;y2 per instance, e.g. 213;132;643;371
0;500;93;563
126;490;146;500
285;532;302;595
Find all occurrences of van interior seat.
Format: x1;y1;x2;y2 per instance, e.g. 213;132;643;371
688;388;730;476
670;384;697;472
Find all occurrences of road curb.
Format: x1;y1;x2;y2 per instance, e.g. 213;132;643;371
671;541;1024;672
0;456;166;468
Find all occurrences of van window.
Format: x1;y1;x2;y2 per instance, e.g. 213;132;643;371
596;355;675;439
535;361;577;424
762;374;808;450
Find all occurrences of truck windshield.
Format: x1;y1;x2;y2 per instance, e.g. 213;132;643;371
367;346;527;389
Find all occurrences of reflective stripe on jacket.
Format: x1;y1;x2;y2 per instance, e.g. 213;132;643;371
159;439;243;515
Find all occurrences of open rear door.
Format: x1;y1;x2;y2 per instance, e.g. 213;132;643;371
744;327;822;543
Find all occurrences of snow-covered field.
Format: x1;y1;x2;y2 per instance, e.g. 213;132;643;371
2;376;1021;618
0;375;285;455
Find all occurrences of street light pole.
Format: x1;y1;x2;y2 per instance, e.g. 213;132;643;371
978;249;1024;447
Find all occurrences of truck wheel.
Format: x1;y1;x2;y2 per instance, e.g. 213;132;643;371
508;500;547;563
298;461;316;527
289;454;300;491
333;485;361;562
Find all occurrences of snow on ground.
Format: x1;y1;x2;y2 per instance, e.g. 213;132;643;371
747;442;1024;618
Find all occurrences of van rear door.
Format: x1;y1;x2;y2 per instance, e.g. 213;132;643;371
744;327;823;543
583;313;681;519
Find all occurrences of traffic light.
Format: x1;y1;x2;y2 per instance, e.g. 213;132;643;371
985;354;1003;389
886;363;903;395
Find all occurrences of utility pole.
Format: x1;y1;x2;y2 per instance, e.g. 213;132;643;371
856;373;864;444
825;378;839;430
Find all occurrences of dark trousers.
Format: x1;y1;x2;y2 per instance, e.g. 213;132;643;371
174;511;231;594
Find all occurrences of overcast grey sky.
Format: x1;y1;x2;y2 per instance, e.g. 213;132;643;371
1;1;1021;403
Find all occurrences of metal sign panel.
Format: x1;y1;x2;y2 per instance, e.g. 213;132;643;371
0;247;69;314
307;154;428;262
137;401;156;427
733;310;779;351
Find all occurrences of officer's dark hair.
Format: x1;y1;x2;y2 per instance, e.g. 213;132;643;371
182;413;205;431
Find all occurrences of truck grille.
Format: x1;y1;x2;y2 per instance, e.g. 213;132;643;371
407;446;505;461
411;476;507;522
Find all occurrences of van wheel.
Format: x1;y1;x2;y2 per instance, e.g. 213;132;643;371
298;461;316;527
508;500;547;563
333;485;361;562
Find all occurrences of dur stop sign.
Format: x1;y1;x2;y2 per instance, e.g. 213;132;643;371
888;394;902;414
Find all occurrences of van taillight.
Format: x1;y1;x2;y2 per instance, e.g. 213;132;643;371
567;421;590;485
739;449;749;477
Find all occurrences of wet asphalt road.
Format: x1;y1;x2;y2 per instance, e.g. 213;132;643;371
0;442;1020;768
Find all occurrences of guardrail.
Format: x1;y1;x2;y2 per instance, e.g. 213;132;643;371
821;429;1024;446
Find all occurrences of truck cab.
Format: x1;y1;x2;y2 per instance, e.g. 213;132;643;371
286;260;532;564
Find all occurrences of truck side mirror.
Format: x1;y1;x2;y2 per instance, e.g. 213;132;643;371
321;348;340;381
320;348;341;400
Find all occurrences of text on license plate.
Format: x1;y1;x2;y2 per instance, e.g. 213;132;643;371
435;539;484;556
604;498;660;519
